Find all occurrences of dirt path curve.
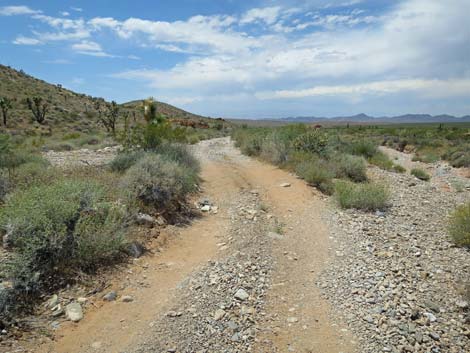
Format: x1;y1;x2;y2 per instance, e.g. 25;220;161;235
34;137;355;353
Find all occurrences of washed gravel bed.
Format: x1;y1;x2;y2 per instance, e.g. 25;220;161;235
129;190;276;353
43;145;120;168
319;166;470;353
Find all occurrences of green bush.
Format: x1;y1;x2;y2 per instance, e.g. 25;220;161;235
392;164;406;173
121;155;198;211
155;143;200;174
11;160;54;189
0;180;127;295
261;132;289;165
295;159;335;194
109;150;146;173
449;151;470;168
334;180;390;211
411;168;430;181
349;140;378;158
412;152;440;163
448;203;470;247
333;154;367;182
293;130;329;156
62;132;81;140
368;151;394;171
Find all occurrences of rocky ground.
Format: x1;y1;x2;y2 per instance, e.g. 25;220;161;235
319;162;470;353
130;190;276;353
2;139;469;353
43;146;120;168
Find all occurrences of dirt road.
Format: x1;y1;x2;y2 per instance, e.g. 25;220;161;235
33;137;355;353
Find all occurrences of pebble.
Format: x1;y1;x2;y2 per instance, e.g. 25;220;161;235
103;291;117;301
234;289;249;301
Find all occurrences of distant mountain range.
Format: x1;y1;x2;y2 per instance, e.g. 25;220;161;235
281;113;470;124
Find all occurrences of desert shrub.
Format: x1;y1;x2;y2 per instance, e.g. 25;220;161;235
448;151;470;168
0;149;48;172
411;168;430;181
187;134;200;144
412;152;440;163
77;135;101;146
448;203;470;247
232;129;267;156
11;160;55;189
109;150;146;173
333;154;367;182
295;159;335;194
261;132;290;165
62;132;81;140
43;142;74;151
241;133;264;156
334;180;390;211
155;143;200;173
121;155;198;211
392;164;406;173
349;140;378;158
0;172;9;202
142;121;187;149
368;151;394;171
0;180;127;297
293;130;329;156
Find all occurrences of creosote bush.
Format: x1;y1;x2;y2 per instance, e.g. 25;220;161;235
448;203;470;247
411;168;430;181
0;180;128;298
349;140;378;158
293;130;329;156
109;150;146;173
121;154;198;212
333;154;367;182
295;159;335;194
334;180;390;211
154;143;200;174
368;151;394;171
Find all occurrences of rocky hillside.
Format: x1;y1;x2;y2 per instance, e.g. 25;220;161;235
0;64;214;133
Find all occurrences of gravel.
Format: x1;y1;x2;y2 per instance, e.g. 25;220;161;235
319;165;470;353
129;190;276;353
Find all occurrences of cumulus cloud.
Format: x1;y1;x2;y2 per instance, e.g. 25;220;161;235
5;0;470;115
71;40;113;57
240;7;282;25
13;35;42;45
0;5;40;16
256;79;470;99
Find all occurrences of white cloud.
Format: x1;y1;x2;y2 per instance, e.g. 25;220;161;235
13;35;42;45
5;0;470;116
240;7;282;25
256;79;470;99
71;7;83;12
61;11;70;17
71;40;113;57
0;5;40;16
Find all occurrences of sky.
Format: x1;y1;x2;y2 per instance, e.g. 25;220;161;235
0;0;469;118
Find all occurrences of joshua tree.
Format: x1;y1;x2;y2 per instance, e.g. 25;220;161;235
26;97;49;124
0;97;12;126
98;101;119;135
143;97;164;124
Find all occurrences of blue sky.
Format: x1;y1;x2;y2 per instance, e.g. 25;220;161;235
0;0;469;118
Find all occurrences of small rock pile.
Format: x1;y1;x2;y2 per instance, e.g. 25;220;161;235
319;167;470;353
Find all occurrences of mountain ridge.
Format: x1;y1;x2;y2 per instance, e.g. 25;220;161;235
281;113;470;124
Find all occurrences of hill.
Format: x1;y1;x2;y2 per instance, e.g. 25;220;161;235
0;64;215;134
